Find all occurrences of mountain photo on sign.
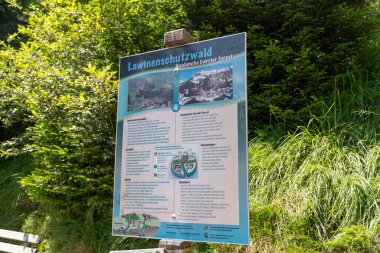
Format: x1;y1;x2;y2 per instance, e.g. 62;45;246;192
128;72;173;111
179;62;233;105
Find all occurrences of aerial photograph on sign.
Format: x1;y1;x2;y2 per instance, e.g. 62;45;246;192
179;62;233;105
128;72;173;111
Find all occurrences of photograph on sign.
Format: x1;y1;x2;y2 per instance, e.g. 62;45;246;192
127;72;173;111
179;62;233;105
113;33;249;244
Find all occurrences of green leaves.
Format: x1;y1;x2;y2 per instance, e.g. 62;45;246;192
0;0;185;250
184;0;379;130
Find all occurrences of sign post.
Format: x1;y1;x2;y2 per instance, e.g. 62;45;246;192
113;31;249;249
110;249;165;253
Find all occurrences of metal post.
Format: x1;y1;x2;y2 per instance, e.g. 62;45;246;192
160;28;194;253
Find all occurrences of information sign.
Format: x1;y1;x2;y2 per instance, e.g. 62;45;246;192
113;33;249;244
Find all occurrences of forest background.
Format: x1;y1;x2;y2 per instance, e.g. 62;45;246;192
0;0;379;252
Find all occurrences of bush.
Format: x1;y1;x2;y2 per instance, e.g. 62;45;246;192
0;0;184;251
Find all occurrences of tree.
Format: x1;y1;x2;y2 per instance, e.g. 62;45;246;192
122;213;140;231
0;0;184;251
183;0;379;130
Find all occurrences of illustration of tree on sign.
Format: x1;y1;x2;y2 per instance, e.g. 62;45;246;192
141;214;151;237
122;213;140;231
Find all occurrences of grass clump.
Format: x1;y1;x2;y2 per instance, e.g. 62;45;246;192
244;126;379;251
324;225;375;253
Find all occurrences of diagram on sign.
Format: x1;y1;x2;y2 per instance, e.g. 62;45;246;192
170;151;197;178
154;144;198;179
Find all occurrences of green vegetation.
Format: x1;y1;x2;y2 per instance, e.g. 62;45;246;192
0;154;34;230
0;0;31;45
0;0;379;252
184;0;379;129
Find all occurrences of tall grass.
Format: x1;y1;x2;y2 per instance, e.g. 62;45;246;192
242;68;380;252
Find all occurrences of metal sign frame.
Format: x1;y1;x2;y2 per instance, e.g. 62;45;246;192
113;33;249;245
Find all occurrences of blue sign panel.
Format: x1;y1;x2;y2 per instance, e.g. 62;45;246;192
113;33;249;244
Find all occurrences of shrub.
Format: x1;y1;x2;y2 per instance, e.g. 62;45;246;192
0;0;184;251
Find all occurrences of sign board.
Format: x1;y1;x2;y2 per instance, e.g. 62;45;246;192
113;33;249;244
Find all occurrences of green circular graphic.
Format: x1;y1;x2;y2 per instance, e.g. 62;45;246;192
170;151;197;178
